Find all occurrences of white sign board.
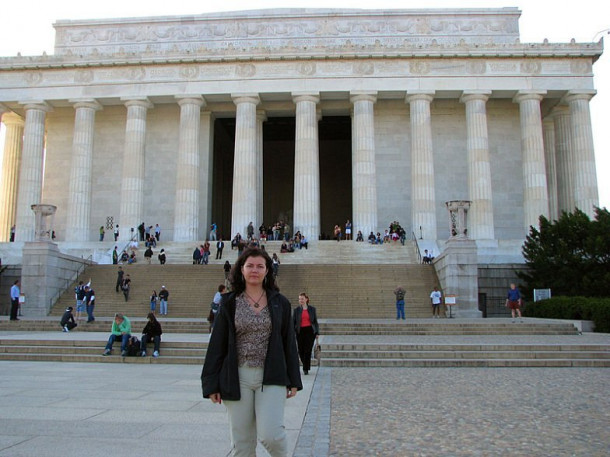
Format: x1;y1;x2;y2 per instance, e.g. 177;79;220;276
533;289;551;302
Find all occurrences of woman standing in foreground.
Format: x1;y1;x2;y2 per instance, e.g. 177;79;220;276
201;247;302;457
293;293;320;375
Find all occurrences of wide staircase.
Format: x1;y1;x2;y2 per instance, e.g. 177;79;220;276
2;240;609;367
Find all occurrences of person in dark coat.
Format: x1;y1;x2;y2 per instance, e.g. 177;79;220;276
201;247;302;457
140;312;163;357
60;307;77;332
292;292;320;375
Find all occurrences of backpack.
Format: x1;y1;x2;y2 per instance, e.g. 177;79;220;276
126;336;141;356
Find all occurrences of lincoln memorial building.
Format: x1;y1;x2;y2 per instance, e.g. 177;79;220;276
0;8;603;315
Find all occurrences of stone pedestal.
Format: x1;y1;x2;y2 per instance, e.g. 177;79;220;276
31;204;57;241
435;239;481;318
21;241;61;316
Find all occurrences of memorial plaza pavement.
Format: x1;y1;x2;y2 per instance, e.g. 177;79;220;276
0;326;608;457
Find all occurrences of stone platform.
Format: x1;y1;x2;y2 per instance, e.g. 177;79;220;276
1;322;609;456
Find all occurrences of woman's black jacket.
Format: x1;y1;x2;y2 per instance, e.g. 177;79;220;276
201;290;303;401
142;320;163;338
293;305;320;336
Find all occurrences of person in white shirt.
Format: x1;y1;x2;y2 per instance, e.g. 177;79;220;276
10;280;20;321
430;286;443;318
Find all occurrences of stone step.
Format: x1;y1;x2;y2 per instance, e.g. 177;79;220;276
319;358;610;368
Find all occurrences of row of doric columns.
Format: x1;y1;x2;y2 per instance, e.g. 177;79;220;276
0;90;599;242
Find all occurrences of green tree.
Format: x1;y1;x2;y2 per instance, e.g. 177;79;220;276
518;207;610;298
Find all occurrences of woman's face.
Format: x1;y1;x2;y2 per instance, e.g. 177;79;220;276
298;295;307;306
241;256;268;286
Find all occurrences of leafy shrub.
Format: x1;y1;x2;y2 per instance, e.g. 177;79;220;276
523;297;610;333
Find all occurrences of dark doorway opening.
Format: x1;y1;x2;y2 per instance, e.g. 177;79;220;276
211;115;352;241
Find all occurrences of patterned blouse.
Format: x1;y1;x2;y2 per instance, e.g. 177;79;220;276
235;293;272;368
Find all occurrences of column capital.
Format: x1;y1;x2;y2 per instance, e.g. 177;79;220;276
350;91;377;104
548;104;570;119
460;90;491;104
0;102;8;115
405;91;435;104
256;110;267;122
512;90;546;104
292;93;320;104
69;99;102;111
563;90;597;103
18;101;53;113
1;111;24;126
231;94;260;105
121;97;153;109
175;95;206;108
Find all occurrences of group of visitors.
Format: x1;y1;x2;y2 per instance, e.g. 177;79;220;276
115;267;132;301
147;286;170;315
193;243;211;264
137;222;161;244
73;279;96;323
101;312;162;358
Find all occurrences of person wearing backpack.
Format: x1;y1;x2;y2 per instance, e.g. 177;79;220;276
394;285;406;320
208;284;226;332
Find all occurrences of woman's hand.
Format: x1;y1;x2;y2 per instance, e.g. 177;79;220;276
209;393;222;404
286;388;297;399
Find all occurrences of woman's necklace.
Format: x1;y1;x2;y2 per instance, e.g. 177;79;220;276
244;290;266;309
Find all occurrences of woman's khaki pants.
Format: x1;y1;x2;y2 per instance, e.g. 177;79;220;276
224;366;288;457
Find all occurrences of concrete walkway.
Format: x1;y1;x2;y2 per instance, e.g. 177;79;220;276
1;329;609;456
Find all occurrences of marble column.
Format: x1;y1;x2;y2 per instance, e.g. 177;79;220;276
173;96;205;241
551;106;574;213
460;91;495;240
350;92;378;238
231;94;260;238
542;117;559;220
256;110;266;230
513;91;549;233
565;91;599;217
406;92;437;240
119;98;152;241
65;100;102;241
15;102;51;242
292;93;320;240
0;112;24;241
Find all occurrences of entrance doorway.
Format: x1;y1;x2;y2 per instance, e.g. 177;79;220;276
211;116;352;241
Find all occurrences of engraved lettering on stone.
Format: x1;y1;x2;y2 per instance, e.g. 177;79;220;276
521;60;541;74
353;61;374;75
126;67;146;80
179;66;200;79
298;62;316;76
489;62;517;72
235;63;256;78
410;60;430;75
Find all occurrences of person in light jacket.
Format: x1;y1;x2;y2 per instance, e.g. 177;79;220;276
201;247;302;457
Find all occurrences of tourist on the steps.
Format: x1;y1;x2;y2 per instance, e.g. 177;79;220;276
9;279;20;321
150;290;158;314
159;285;169;315
140;312;162;357
102;313;131;356
201;247;302;457
121;274;131;302
115;266;124;293
272;253;280;278
84;285;96;323
430;286;443;319
394;286;406;320
158;248;166;265
506;283;524;323
60;306;77;332
293;292;320;375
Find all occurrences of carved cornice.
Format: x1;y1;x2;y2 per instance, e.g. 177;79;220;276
0;41;602;71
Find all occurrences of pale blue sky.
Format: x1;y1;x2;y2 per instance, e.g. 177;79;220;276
1;0;608;209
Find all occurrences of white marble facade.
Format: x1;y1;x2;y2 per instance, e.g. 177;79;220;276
0;8;602;254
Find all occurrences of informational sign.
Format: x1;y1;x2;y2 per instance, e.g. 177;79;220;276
534;289;551;302
445;295;457;306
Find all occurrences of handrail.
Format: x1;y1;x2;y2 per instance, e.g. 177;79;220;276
48;255;94;310
411;232;422;264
